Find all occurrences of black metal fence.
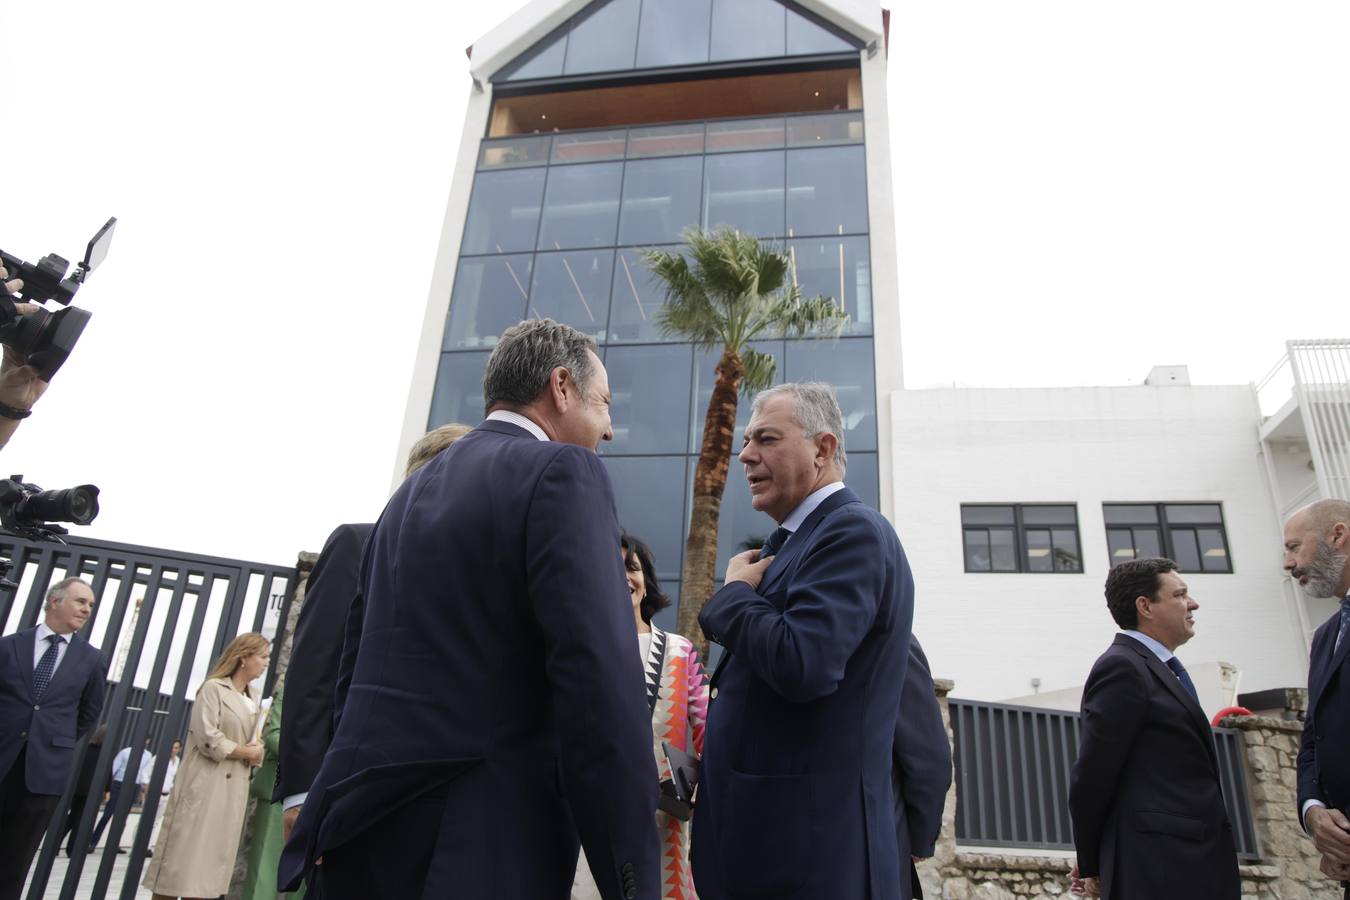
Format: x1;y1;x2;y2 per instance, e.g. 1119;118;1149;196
1;533;296;900
949;697;1260;860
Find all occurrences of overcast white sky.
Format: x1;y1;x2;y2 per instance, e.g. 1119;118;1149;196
2;1;1346;566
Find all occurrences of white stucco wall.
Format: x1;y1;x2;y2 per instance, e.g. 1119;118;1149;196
890;383;1310;707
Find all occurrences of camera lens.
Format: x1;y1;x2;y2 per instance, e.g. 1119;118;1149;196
16;485;100;526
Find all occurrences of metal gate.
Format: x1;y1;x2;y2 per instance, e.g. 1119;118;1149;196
950;697;1261;860
1;533;296;900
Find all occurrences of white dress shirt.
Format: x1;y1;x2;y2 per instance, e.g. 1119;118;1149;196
111;746;156;786
777;481;848;542
161;755;179;795
1120;629;1174;664
33;622;72;673
487;410;549;441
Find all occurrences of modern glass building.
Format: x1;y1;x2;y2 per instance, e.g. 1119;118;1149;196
399;0;901;631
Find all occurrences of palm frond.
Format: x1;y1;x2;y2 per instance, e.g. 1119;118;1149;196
741;347;778;396
756;287;850;341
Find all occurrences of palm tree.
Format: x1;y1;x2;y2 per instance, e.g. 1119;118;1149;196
643;227;848;657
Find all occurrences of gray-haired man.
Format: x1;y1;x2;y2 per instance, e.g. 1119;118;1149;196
694;382;916;900
0;577;108;900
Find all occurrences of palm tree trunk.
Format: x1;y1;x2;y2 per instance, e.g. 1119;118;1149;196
676;348;744;661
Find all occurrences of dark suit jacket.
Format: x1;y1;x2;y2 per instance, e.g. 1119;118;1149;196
893;637;951;900
0;628;107;795
1297;605;1350;898
279;421;659;900
695;486;913;900
272;522;373;803
1070;633;1240;899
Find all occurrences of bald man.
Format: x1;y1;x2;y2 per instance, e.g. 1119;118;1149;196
1284;499;1350;897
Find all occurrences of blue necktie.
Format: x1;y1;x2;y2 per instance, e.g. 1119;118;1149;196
1166;656;1199;703
1334;596;1350;655
762;526;790;557
33;634;64;699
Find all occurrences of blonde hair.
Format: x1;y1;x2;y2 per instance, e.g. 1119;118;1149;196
207;632;269;680
405;423;473;477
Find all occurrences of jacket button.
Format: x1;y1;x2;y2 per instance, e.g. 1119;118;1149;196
710;688;719;699
621;863;634;876
624;887;636;900
19;731;27;738
33;704;39;711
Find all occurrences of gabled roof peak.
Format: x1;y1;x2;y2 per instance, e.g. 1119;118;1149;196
469;0;882;86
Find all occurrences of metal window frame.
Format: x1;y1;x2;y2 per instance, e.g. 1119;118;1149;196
960;503;1084;574
1102;502;1234;574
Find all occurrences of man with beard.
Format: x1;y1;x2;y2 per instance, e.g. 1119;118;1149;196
1283;499;1350;897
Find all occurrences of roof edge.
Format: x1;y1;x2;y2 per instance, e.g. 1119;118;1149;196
468;0;884;85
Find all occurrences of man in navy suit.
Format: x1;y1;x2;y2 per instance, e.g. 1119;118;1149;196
280;319;658;900
1069;558;1240;899
274;423;471;840
0;577;107;900
1284;499;1350;896
694;382;915;899
893;637;951;900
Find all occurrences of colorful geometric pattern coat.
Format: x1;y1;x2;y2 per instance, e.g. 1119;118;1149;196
644;627;709;900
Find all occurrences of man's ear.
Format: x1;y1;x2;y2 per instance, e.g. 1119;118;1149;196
547;365;571;412
815;432;838;467
1134;594;1153;624
1331;521;1350;551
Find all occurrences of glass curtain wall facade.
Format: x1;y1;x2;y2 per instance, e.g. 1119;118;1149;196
430;107;878;632
495;0;856;83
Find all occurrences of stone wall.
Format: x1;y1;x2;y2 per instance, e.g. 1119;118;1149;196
917;682;1343;900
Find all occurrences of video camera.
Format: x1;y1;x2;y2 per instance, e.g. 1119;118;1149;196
0;218;116;381
0;475;99;542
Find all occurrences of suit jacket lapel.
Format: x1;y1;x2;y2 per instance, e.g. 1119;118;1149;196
1306;612;1350;717
758;487;860;595
42;635;88;697
713;488;860;688
15;628;37;701
1118;636;1218;769
1312;615;1349;714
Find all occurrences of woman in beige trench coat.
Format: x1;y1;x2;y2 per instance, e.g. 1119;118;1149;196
143;633;268;900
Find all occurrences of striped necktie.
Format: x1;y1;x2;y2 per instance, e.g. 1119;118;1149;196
33;634;64;699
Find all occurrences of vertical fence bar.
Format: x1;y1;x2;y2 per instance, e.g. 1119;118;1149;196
118;567;231;900
947;701;1259;855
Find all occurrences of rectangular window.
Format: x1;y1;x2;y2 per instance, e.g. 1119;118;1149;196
961;505;1083;574
1103;503;1232;573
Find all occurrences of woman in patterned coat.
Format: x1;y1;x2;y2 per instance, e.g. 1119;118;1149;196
573;534;710;900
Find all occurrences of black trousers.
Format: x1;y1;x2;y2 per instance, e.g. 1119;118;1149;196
60;791;91;857
0;749;61;900
311;789;447;900
88;777;130;850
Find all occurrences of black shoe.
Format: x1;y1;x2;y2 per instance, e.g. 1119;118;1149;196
87;847;97;854
145;849;153;857
115;848;126;854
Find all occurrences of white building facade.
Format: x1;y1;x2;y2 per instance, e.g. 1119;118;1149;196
398;0;1349;714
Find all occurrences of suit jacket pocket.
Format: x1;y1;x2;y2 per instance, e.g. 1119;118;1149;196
1134;808;1206;841
50;734;76;748
722;770;813;897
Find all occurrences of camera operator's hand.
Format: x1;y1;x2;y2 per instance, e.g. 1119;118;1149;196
0;264;49;448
